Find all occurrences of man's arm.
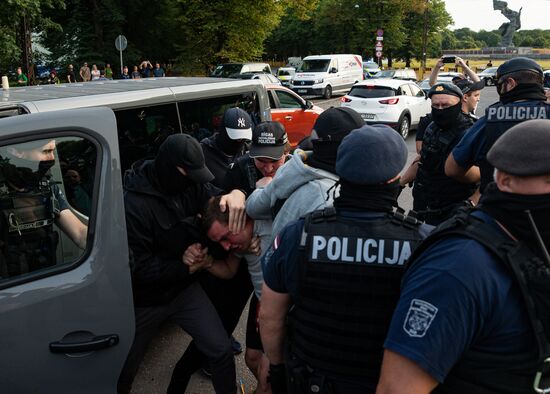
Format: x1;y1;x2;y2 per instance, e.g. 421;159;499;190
259;283;291;364
444;153;480;183
456;57;480;82
400;154;420;186
429;58;444;86
57;209;88;250
376;350;438;394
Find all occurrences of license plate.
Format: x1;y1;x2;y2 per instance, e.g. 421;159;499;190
362;113;375;120
297;89;307;94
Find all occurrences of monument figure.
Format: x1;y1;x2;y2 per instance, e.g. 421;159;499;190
493;0;522;47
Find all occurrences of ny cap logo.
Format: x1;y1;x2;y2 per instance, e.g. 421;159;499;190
237;117;246;127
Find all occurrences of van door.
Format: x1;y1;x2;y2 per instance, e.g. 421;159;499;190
0;107;134;393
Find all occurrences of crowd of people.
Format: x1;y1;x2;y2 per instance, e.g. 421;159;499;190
11;59;167;86
110;56;550;394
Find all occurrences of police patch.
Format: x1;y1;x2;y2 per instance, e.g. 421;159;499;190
403;299;438;338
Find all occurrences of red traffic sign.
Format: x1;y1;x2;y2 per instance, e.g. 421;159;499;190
376;51;383;58
376;29;384;37
375;42;383;48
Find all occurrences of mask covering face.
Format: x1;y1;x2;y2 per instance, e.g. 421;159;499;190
431;102;462;129
216;130;245;156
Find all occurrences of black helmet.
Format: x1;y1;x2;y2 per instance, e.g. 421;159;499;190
496;57;543;80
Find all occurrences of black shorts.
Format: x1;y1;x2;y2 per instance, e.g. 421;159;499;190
245;294;263;351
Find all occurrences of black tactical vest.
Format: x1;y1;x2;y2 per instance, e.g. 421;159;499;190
0;179;58;279
407;208;547;394
288;208;424;380
480;101;550;191
416;113;476;207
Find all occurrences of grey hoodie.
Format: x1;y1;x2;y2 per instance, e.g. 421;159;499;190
246;150;339;243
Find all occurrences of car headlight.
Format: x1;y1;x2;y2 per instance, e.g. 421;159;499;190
314;78;324;84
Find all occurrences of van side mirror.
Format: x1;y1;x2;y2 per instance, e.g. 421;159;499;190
330;67;338;74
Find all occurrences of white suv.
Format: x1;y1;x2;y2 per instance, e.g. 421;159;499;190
340;79;431;139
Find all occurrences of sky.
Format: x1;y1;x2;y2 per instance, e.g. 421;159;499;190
443;0;550;31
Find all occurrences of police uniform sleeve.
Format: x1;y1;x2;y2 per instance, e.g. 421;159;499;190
261;219;304;296
53;184;70;212
450;117;487;169
383;238;489;383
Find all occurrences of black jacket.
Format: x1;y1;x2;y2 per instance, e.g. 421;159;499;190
123;159;219;307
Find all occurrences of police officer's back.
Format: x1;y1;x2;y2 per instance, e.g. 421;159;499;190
259;125;431;394
446;57;550;192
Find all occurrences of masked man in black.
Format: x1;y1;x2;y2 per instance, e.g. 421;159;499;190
119;134;247;394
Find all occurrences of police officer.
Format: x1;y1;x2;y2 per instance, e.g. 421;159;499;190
377;119;550;394
446;57;550;192
411;83;479;225
259;125;431;394
0;139;87;279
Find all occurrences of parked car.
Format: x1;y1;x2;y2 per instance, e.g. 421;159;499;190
290;54;364;99
276;67;296;87
228;72;281;85
477;66;498;86
363;61;381;78
340;79;431;139
266;83;323;147
210;62;272;78
373;69;418;82
418;72;463;94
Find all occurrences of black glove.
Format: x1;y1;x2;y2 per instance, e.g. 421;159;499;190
268;363;287;394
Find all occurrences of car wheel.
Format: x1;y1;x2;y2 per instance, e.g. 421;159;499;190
323;85;332;99
486;77;494;86
398;114;410;139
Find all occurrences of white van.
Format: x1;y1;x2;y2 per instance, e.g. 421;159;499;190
290;54;363;99
210;63;272;78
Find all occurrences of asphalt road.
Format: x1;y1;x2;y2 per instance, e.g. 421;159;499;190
131;84;500;394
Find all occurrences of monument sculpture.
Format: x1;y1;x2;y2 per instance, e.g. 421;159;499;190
493;0;522;47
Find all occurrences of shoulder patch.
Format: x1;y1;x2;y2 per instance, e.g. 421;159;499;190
403;299;438;338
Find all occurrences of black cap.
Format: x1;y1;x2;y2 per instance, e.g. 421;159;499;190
249;121;288;160
223;108;252;140
311;107;364;141
496;57;543;80
487;119;550;176
336;125;407;184
157;134;214;184
454;79;485;94
428;83;463;99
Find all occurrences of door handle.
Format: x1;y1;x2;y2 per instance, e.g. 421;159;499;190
50;334;119;354
284;116;293;120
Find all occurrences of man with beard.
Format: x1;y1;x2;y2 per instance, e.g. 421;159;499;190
0;139;88;278
445;57;550;193
260;125;431;394
409;83;479;225
119;134;246;394
377;120;550;394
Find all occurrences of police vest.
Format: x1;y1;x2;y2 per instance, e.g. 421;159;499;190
235;156;259;193
481;101;550;191
0;178;58;278
416;113;476;207
407;208;548;394
288;208;424;380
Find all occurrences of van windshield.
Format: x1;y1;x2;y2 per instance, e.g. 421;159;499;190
278;70;293;76
211;64;243;77
298;59;331;73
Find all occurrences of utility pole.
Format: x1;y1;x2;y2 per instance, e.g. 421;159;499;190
420;0;429;79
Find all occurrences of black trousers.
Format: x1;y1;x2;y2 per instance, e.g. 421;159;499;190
117;282;236;394
167;260;253;393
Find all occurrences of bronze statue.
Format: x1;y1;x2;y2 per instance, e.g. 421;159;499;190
493;0;522;47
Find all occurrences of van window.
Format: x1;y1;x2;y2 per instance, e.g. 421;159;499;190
299;59;331;73
330;58;339;71
278;70;293;77
348;85;396;98
0;136;96;286
211;64;243;77
115;103;180;174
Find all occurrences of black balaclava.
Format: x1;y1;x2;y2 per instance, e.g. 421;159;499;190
216;128;245;156
153;138;194;195
432;102;462;129
498;82;547;104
